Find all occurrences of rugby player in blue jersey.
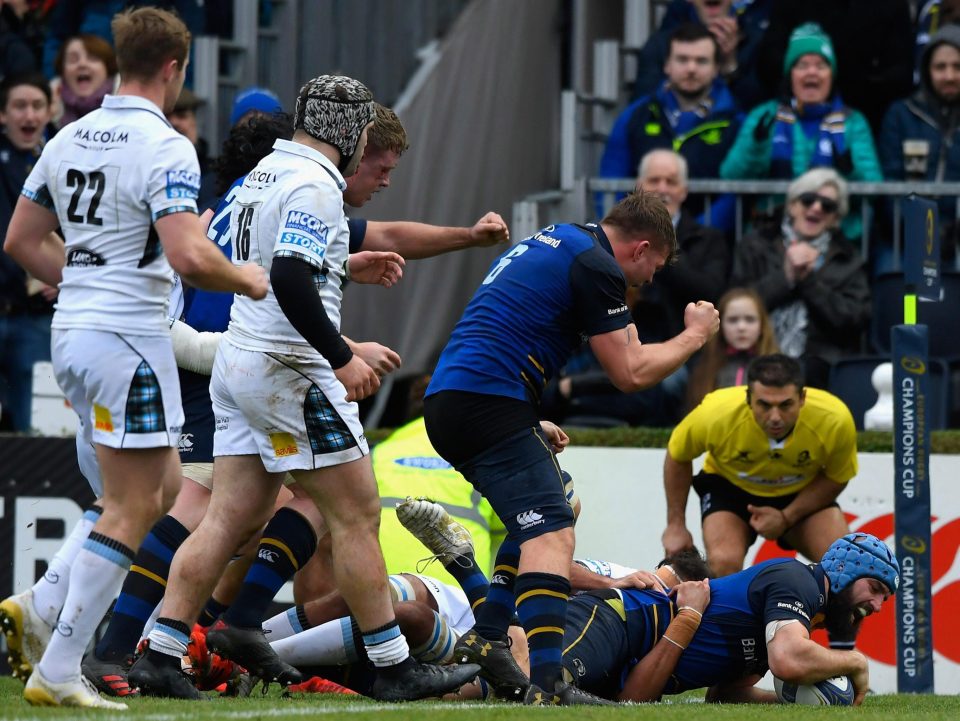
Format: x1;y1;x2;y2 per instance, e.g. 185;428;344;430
424;191;720;704
562;533;897;705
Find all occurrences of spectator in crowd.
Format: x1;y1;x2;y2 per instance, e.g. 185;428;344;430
913;1;960;85
731;168;870;389
685;286;779;411
52;34;117;128
632;150;730;339
662;354;857;603
0;70;55;432
633;0;771;111
600;24;741;226
1;0;43;78
229;85;282;128
42;1;207;78
754;0;914;134
879;23;960;267
167;87;217;210
720;22;882;240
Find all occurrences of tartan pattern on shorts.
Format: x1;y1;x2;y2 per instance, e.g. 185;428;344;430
304;384;356;455
125;360;166;433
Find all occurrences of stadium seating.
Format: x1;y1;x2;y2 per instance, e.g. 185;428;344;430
829;355;951;431
869;271;960;357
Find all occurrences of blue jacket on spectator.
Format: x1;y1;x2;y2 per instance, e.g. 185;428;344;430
878;23;960;262
598;78;742;224
632;0;771;111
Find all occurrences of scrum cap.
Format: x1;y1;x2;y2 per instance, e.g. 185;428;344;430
820;532;900;595
294;75;374;169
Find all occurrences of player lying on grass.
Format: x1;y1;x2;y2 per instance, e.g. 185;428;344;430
253;496;701;701
378;501;896;705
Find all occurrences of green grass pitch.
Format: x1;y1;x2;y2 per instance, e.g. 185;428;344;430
3;676;960;721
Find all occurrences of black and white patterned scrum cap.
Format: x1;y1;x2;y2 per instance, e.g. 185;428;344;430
295;75;375;164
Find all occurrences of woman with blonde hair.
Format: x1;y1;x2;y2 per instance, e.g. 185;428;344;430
731;167;870;389
685;287;778;410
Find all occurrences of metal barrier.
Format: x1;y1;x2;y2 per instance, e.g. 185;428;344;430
513;179;960;270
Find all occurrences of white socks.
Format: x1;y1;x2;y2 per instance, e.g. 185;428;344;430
30;508;100;627
38;532;132;682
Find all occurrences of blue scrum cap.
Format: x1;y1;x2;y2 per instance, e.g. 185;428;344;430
820;533;900;595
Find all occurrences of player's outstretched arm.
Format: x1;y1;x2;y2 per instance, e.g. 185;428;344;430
4;196;65;286
361;211;509;259
589;301;719;393
618;580;710;702
766;620;870;705
157;211;267;298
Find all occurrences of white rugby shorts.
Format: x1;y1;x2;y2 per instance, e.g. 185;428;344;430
53;329;183;450
211;339;368;472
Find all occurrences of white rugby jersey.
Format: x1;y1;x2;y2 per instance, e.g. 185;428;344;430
22;94;200;334
225;139;349;355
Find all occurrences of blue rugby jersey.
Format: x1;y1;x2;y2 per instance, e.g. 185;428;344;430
427;223;633;405
614;558;827;694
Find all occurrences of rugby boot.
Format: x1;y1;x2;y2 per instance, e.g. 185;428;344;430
396;497;474;567
0;589;53;684
523;680;617;706
187;624;248;692
82;652;139;697
368;657;481;701
24;667;128;709
128;643;201;700
206;620;302;686
453;628;528;701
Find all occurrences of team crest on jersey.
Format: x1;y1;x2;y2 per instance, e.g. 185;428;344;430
165;170;201;199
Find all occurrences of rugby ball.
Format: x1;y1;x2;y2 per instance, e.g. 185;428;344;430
773;675;855;706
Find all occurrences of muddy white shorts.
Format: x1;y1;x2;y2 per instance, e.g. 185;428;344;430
210;339;368;473
53;329;183;450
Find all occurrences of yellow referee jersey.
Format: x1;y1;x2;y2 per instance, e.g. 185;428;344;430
667;386;857;497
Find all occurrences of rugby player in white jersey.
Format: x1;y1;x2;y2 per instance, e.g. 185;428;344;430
1;7;267;709
129;75;480;701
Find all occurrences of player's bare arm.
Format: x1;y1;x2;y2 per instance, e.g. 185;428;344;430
4;196;65;286
766;618;870;705
361;211;509;259
589;301;718;392
619;580;710;702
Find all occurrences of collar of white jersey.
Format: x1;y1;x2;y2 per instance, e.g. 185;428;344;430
271;138;347;191
100;94;172;126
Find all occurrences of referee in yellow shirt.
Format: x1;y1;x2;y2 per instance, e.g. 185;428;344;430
662;354;856;583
